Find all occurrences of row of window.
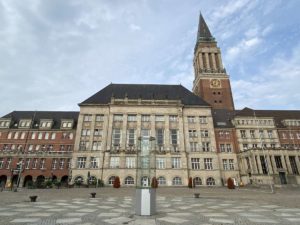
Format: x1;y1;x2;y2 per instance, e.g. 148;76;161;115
280;132;300;140
5;131;74;140
188;129;210;138
74;175;216;186
235;119;274;126
1;144;73;152
0;120;73;129
240;129;274;139
242;143;277;150
0;158;71;170
76;157;216;170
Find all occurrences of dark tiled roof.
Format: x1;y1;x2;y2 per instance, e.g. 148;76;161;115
197;13;214;41
235;107;300;128
80;84;210;106
1;111;79;129
212;109;235;128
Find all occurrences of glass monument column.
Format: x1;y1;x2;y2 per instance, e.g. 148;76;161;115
135;131;156;216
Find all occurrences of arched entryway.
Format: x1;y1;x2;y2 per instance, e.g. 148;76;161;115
0;175;7;188
12;175;18;186
36;175;45;188
23;175;33;187
52;175;57;182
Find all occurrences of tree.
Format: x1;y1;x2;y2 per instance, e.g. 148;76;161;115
113;176;120;188
227;177;235;189
151;177;158;188
188;177;193;188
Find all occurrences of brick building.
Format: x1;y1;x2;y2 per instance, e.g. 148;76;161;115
0;111;78;188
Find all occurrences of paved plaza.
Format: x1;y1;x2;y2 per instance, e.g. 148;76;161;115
0;187;300;224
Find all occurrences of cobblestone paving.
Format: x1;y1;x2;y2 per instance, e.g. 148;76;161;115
0;187;300;224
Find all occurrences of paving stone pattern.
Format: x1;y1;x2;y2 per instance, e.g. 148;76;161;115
1;195;300;224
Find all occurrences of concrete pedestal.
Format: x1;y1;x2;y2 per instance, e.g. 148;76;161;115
135;188;156;216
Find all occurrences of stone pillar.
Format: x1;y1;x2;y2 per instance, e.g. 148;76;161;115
270;155;277;174
295;155;300;174
256;154;263;174
266;153;274;174
284;154;292;174
205;53;210;70
217;53;223;70
251;154;258;174
165;115;170;151
211;52;217;71
199;52;203;70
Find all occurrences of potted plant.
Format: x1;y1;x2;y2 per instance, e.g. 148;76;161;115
113;176;120;188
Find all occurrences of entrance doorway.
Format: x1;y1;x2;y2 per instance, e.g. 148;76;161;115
279;172;287;184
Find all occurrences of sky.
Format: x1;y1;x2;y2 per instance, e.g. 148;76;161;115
0;0;300;116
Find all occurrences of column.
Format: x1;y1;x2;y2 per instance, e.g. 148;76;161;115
295;155;300;174
205;53;210;70
211;52;217;71
270;155;277;174
217;53;223;70
251;154;258;174
266;153;274;174
121;114;127;150
256;154;263;174
199;52;203;70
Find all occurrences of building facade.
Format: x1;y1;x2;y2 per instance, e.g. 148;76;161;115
0;14;299;188
0;111;78;188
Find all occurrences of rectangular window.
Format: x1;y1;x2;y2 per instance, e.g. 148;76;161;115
28;144;34;152
51;133;56;140
83;114;92;122
202;142;210;152
156;158;166;169
187;116;196;123
92;141;101;151
250;130;255;138
200;130;209;137
32;158;38;169
79;141;89;151
229;159;234;170
45;132;49;140
289;132;294;139
110;157;119;168
90;157;99;168
141;115;150;122
81;129;91;136
171;157;181;169
95;114;104;122
141;129;150;138
5;158;12;169
31;132;36;139
246;157;251;170
51;158;58;170
169;115;178;122
40;158;46;169
259;130;264;138
112;129;121;146
59;159;65;169
267;130;273;138
126;157;135;168
289;156;299;175
226;144;232;152
14;132;19;139
199;116;207;124
170;129;178;145
113;114;123;121
0;158;4;169
220;144;225;152
20;132;26;139
127;129;135;146
204;158;213;170
77;157;86;169
127;114;137;122
38;132;43;140
240;130;246;138
25;159;30;169
243;144;248;150
260;156;268;174
223;159;228;170
94;129;102;137
191;158;200;170
156;129;164;146
155;115;164;122
189;129;197;138
190;142;198;152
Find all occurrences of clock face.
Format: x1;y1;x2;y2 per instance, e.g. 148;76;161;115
210;79;221;88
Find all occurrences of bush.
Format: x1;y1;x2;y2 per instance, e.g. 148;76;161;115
188;177;193;188
227;178;235;189
53;180;61;189
45;180;53;188
151;177;158;188
75;179;83;187
97;179;104;187
26;180;34;189
113;176;120;188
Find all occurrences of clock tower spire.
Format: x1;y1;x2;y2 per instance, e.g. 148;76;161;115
193;13;235;110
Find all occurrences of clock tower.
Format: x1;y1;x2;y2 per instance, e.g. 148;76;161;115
193;14;235;110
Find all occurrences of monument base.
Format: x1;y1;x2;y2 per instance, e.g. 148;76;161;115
135;188;156;216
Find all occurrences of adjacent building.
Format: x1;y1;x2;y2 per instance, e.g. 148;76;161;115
0;111;78;188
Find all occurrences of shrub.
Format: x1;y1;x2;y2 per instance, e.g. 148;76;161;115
53;180;61;189
45;180;53;188
97;179;104;187
188;177;193;188
75;179;83;187
227;178;235;189
113;176;120;188
26;180;34;189
151;177;158;188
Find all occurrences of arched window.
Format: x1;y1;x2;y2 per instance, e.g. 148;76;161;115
206;177;215;186
172;177;182;185
124;176;134;185
157;176;166;185
108;176;116;185
193;177;202;186
74;176;83;184
89;176;97;184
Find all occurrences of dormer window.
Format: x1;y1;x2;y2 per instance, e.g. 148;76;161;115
39;120;53;129
19;120;31;128
0;119;11;128
61;120;73;129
